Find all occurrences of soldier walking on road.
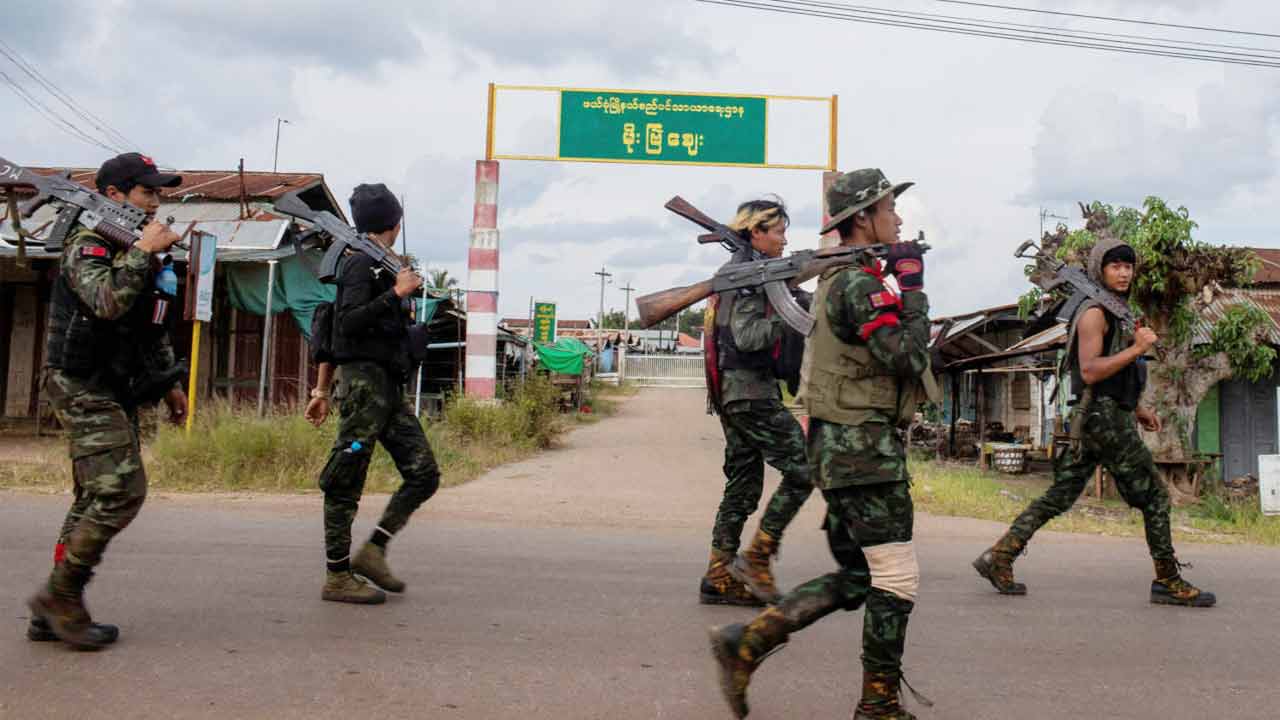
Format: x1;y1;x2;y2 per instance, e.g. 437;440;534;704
311;183;441;605
710;169;936;719
973;236;1216;607
27;153;187;649
701;198;815;607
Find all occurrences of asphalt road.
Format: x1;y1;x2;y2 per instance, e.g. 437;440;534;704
3;388;1278;719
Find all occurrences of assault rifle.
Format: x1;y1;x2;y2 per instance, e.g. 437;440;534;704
664;195;761;260
0;155;182;254
273;190;412;284
637;235;930;336
1014;239;1140;334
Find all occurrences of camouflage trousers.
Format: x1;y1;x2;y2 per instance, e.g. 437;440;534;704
808;417;909;490
43;369;147;571
711;398;814;553
1009;396;1174;560
759;482;917;675
319;362;441;563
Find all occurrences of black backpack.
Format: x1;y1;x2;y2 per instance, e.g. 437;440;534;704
310;301;335;364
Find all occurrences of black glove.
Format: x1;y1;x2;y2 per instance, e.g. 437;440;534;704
886;242;925;291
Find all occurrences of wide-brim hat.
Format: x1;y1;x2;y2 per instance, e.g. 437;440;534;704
820;168;913;235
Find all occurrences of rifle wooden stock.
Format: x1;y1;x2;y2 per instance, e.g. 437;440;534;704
664;196;721;232
636;279;715;328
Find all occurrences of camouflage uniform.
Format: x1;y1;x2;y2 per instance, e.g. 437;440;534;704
319;360;441;566
710;168;932;719
701;282;813;606
30;225;180;648
712;288;813;553
975;234;1213;607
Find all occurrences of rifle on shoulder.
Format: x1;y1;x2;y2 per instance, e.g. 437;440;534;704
664;195;761;260
273;190;412;284
637;235;930;336
0;155;182;254
1014;239;1140;334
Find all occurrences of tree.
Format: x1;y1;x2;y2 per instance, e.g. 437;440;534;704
1023;198;1272;503
426;268;458;290
677;303;706;336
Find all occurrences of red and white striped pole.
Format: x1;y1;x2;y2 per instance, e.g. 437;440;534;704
465;159;500;398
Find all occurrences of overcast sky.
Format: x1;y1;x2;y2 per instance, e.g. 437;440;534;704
5;0;1280;322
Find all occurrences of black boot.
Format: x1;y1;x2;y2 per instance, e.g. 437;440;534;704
27;564;116;651
27;615;118;644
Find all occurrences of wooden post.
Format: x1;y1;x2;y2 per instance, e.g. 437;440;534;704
949;372;959;457
976;368;986;467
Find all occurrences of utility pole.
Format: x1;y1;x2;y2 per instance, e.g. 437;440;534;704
273;117;291;173
619;282;636;382
594;266;612;352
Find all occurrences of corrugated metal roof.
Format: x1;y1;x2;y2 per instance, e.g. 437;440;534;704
1193;287;1280;345
19;167;324;202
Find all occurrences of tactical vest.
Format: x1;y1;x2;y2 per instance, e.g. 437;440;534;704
798;267;924;426
714;289;775;371
45;228;164;375
1066;303;1145;410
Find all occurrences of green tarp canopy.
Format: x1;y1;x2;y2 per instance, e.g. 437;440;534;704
225;253;335;339
533;337;594;376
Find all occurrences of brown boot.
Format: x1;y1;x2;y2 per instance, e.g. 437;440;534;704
972;532;1027;595
352;543;405;593
852;671;917;720
701;550;765;607
322;571;387;605
26;564;114;651
708;607;790;718
1151;557;1216;607
728;529;782;604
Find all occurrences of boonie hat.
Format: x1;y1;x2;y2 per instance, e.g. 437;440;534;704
821;168;913;235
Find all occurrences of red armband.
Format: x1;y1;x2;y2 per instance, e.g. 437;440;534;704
859;312;900;341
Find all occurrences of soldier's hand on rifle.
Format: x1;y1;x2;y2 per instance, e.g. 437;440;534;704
885;242;925;291
1133;326;1158;353
393;267;423;298
135;220;181;254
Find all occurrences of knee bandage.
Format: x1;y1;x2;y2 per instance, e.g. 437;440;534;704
864;541;920;602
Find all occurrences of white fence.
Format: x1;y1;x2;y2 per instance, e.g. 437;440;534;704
624;353;706;388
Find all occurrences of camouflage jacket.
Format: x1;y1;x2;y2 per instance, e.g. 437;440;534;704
720;289;782;405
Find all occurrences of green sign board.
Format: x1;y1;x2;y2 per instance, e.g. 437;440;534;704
559;90;767;166
533;302;557;344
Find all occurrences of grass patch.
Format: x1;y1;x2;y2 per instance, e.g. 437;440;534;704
575;380;640;423
1;376;609;494
911;460;1280;546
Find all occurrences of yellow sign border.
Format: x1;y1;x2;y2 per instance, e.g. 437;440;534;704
487;84;836;171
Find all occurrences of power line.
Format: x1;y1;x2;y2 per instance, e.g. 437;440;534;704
0;68;118;153
697;0;1280;68
930;0;1280;40
0;38;138;150
787;0;1280;57
0;37;137;153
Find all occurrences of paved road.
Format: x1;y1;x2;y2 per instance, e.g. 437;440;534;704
3;388;1278;719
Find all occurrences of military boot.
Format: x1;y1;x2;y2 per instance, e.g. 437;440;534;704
322;571;387;605
1151;557;1216;607
27;615;118;644
728;529;782;604
701;549;765;607
709;607;790;719
972;531;1027;595
852;671;917;720
352;543;406;593
26;564;115;651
